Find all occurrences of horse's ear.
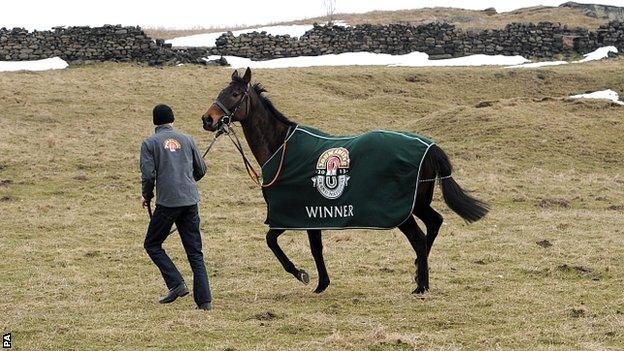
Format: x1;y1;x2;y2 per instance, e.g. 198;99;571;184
242;67;252;84
231;69;240;80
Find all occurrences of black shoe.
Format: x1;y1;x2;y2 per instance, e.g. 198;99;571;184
197;302;212;310
159;283;189;304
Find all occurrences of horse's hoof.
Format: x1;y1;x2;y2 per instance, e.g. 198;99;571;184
314;279;330;294
297;269;310;285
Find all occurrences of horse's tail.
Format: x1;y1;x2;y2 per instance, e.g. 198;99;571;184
424;145;489;223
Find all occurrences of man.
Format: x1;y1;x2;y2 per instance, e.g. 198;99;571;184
140;104;212;311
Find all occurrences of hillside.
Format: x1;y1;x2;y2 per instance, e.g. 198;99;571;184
146;5;612;40
1;60;623;350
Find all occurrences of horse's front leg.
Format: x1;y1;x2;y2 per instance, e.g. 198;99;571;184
307;230;330;293
266;229;310;284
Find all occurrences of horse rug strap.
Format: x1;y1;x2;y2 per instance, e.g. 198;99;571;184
261;125;434;230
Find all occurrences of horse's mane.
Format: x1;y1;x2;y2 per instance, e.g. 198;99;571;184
233;76;297;126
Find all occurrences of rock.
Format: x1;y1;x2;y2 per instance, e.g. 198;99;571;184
203;56;229;66
483;7;497;16
560;2;624;22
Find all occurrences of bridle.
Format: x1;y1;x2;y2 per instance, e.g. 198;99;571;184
210;83;250;130
209;83;290;188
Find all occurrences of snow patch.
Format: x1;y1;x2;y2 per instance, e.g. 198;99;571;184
0;57;68;72
508;46;618;68
576;46;618;63
570;89;624;105
204;52;529;69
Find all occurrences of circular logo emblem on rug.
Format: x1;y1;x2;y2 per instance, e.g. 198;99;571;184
311;147;351;199
163;138;182;152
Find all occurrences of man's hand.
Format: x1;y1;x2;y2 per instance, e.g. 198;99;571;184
141;196;150;208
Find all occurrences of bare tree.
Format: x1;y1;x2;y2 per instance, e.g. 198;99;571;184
324;0;336;25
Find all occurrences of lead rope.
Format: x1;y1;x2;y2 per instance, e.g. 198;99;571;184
222;123;289;188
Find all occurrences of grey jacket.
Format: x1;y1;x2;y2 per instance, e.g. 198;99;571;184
140;124;207;207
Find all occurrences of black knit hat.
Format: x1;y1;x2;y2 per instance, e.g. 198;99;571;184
153;104;175;125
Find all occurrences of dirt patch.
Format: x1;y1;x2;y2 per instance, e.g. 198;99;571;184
570;305;588;318
334;234;352;242
0;179;12;187
557;264;592;274
534;97;557;102
607;204;624;211
476;100;496;108
84;251;100;258
405;75;429;83
536;240;553;248
538;198;571;209
254;311;278;321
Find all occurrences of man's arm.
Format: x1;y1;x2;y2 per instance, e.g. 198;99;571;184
191;138;207;181
140;140;156;202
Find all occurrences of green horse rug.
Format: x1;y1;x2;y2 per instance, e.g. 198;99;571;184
261;125;434;230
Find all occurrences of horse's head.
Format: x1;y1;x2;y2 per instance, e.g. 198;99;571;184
201;67;252;132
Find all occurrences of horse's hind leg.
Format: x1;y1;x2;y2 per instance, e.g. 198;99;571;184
415;206;443;257
307;230;330;293
398;216;429;294
414;182;443;257
266;229;310;285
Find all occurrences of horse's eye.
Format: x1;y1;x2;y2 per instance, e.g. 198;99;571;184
233;92;240;97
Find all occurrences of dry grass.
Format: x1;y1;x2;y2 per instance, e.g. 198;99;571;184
326;6;609;30
145;6;609;39
1;60;623;350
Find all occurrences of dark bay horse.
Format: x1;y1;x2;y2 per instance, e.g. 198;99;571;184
201;68;488;294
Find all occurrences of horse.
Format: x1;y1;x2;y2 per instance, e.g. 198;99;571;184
201;68;488;294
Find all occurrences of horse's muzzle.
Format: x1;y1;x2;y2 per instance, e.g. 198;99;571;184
202;116;214;131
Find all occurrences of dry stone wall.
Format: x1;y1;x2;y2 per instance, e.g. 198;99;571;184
0;25;216;65
1;21;624;66
214;21;624;61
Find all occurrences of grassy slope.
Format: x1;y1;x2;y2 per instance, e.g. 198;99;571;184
0;61;623;350
145;6;608;39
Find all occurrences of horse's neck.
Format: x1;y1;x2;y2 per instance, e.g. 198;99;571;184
240;103;289;166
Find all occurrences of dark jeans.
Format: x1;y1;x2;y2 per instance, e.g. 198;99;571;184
143;204;212;305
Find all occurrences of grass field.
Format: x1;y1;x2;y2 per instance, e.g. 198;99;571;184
145;6;609;40
1;60;623;350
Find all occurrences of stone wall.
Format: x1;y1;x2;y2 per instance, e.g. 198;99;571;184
214;21;624;61
1;21;624;66
0;25;215;65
